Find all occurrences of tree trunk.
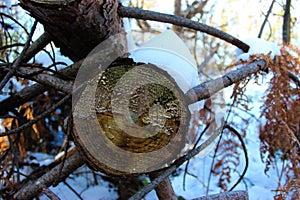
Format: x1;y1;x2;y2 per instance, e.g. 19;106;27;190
20;0;124;61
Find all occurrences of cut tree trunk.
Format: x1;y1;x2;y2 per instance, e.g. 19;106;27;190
20;0;124;61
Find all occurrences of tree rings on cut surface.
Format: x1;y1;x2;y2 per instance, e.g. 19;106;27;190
73;61;190;176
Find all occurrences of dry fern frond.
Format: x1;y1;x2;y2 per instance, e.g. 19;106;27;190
213;129;241;191
259;44;300;198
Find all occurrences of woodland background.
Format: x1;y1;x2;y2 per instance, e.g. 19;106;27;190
0;0;299;199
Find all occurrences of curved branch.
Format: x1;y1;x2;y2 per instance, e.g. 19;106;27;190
288;71;300;88
118;6;250;52
258;0;275;38
224;124;248;192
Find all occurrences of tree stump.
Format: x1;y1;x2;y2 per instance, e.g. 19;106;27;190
73;60;191;175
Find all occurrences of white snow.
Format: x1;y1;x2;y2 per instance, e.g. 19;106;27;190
27;152;55;166
129;30;199;93
236;38;281;61
129;30;203;114
34;50;72;70
2;0;12;8
0;77;24;101
39;166;118;200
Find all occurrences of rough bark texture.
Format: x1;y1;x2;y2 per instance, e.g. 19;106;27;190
185;59;266;103
12;149;84;200
20;0;123;61
283;0;291;43
192;190;249;200
149;171;177;200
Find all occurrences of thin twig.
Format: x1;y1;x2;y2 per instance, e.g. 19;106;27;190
224;124;248;191
183;121;212;190
0;90;72;137
0;60;82;116
118;6;250;52
63;181;84;200
258;0;275;38
0;43;25;50
129;128;222;200
22;32;52;63
19;62;70;78
42;187;61;200
15;66;73;93
0;20;38;91
206;128;223;196
0;12;30;35
198;46;219;72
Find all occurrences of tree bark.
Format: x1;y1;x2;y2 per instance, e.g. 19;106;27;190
20;0;123;61
149;171;177;200
13;149;84;200
173;0;182;33
192;190;248;200
283;0;291;43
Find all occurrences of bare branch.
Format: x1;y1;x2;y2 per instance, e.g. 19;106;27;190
118;6;250;52
149;172;176;200
42;187;61;200
186;59;266;104
0;20;38;91
0;43;25;50
288;71;300;88
129;128;222;200
0;32;52;115
13;150;84;200
173;0;182;32
174;0;181;17
192;190;248;200
0;84;50;116
198;47;218;72
224;124;248;191
0;60;82;116
15;66;73;93
258;0;275;38
22;32;52;63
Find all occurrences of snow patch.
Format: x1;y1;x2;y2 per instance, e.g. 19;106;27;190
2;0;12;8
236;38;281;61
